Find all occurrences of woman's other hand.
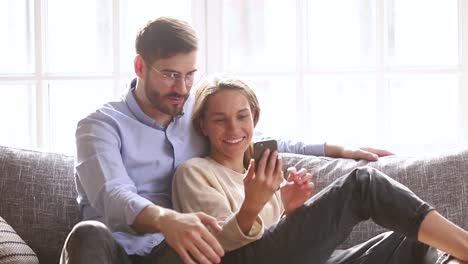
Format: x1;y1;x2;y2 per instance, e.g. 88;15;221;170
280;167;314;214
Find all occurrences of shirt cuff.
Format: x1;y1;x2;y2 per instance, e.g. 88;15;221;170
107;193;154;233
124;196;154;226
304;142;326;156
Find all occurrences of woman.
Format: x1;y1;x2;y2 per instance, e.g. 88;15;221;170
172;76;468;264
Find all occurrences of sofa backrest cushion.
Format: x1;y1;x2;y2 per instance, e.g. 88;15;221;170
0;146;79;264
280;148;468;248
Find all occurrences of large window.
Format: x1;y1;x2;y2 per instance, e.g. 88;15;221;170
0;0;191;154
212;0;468;155
1;0;467;156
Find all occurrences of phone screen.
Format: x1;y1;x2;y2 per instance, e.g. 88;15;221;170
253;139;278;164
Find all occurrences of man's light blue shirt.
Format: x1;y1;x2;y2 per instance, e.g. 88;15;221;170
75;83;325;255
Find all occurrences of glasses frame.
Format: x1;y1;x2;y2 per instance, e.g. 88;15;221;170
148;64;200;87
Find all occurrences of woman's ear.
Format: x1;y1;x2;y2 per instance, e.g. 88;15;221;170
253;108;260;127
200;119;208;137
134;55;145;78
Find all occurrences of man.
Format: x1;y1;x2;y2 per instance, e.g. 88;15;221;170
60;17;393;264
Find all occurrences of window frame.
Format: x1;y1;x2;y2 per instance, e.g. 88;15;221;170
0;0;467;154
203;0;468;152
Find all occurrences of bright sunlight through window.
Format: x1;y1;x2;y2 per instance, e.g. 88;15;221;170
0;0;467;156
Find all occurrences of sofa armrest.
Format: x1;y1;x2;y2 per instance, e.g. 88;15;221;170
280;149;468;248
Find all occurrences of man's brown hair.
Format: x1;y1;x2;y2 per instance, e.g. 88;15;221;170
135;17;198;64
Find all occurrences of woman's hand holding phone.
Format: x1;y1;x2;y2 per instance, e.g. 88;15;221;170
253;139;278;164
243;148;283;212
237;149;283;235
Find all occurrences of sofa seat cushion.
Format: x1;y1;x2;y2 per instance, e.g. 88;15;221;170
0;216;39;264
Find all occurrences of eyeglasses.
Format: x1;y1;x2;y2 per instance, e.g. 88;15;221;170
148;65;201;87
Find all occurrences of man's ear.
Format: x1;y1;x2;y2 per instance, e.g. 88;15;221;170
134;55;145;78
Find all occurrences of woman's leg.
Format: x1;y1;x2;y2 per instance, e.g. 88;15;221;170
325;231;443;264
418;211;468;261
221;166;449;264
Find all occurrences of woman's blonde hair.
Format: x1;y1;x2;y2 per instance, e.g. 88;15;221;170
192;76;261;168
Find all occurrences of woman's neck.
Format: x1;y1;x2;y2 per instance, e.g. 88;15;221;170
208;153;245;173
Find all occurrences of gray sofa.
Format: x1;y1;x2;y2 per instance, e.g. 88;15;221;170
0;145;467;264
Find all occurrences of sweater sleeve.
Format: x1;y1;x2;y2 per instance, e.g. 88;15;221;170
172;160;264;251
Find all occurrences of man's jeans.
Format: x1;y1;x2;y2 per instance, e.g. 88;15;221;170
59;221;181;264
60;167;449;264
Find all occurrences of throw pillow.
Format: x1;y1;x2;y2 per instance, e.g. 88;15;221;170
0;216;39;264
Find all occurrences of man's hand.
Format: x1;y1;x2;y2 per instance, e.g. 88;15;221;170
280;167;314;214
325;143;394;161
343;147;394;161
159;210;224;264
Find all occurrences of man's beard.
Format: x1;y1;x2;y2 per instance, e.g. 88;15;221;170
143;80;189;117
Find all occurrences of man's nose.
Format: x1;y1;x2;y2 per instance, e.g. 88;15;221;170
173;78;188;94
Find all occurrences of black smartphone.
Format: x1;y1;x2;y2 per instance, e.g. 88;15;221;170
253;139;278;164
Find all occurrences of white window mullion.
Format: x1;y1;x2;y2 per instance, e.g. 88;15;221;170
112;0;122;96
204;0;223;75
459;0;468;146
296;0;306;140
192;0;207;74
35;0;49;150
376;0;388;148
